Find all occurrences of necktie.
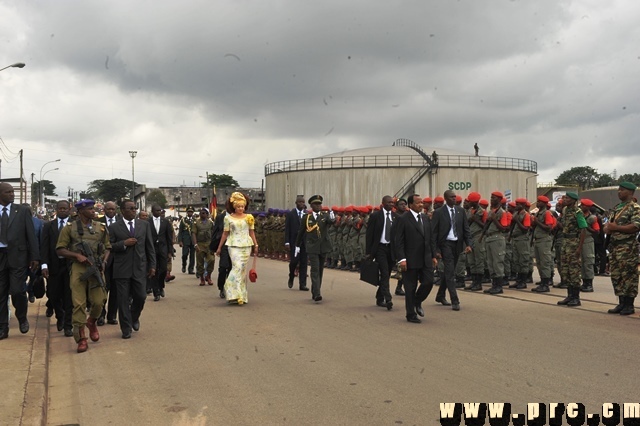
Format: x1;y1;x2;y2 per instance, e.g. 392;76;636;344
299;211;302;219
108;218;113;227
0;207;8;244
416;213;422;225
450;208;458;238
384;212;392;242
128;221;135;237
59;219;64;231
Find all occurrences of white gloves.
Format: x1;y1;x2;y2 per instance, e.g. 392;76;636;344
294;247;301;257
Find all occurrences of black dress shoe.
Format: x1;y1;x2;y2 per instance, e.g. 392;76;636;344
56;320;64;331
314;295;323;302
415;305;425;317
435;297;451;306
395;289;406;296
376;300;386;307
122;331;132;339
64;328;73;337
287;278;294;289
132;320;140;331
97;316;105;326
219;289;225;299
19;319;29;334
107;319;119;325
188;271;195;275
154;295;161;302
386;301;393;311
452;303;460;311
29;294;36;303
160;289;165;297
0;328;8;339
299;286;309;291
146;288;153;295
182;266;186;273
46;307;54;318
407;317;421;324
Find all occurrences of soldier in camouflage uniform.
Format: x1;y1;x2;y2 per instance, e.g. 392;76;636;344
552;200;565;288
465;192;486;291
556;192;587;307
255;213;266;256
274;210;287;260
192;208;215;285
481;192;508;294
263;209;277;258
531;196;556;293
327;207;341;268
340;207;352;270
604;182;640;315
503;200;515;286
178;206;196;274
579;199;599;293
454;196;468;288
347;207;363;272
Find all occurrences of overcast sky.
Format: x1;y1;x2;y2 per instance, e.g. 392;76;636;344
1;0;638;201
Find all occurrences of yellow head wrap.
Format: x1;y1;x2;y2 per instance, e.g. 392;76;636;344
230;192;247;208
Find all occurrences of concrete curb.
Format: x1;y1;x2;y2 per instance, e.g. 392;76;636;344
20;300;49;426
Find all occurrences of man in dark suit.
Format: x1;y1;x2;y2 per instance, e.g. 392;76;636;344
432;189;473;311
295;195;335;302
41;200;74;336
0;183;39;339
394;194;437;323
109;199;156;339
365;195;397;310
97;201;121;325
285;195;309;291
148;204;173;301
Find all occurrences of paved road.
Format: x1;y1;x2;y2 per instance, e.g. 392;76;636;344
47;259;639;425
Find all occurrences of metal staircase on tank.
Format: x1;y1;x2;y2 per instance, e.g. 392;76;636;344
392;139;436;200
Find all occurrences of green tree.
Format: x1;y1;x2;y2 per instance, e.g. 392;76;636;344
202;173;239;188
87;178;138;202
618;173;640;186
31;179;57;200
146;189;168;208
555;166;601;190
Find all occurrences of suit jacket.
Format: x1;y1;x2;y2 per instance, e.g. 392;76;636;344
295;211;335;255
41;218;67;275
148;216;173;263
394;210;436;270
109;218;156;280
431;204;473;256
1;203;39;268
285;208;306;247
365;208;398;256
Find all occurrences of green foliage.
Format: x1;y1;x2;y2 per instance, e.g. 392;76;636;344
618;173;640;186
31;179;57;198
146;189;168;208
556;166;602;190
87;178;138;202
202;173;239;188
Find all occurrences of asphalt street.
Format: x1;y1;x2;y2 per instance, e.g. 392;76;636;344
46;258;639;425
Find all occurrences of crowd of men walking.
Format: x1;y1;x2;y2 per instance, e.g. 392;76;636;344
1;180;638;350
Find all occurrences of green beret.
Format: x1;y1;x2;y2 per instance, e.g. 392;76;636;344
619;182;637;191
565;191;579;201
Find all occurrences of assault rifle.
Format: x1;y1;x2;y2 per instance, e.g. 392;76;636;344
76;241;106;290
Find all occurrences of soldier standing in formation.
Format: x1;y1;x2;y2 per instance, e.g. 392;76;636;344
481;192;508;294
604;182;640;315
556;192;587;307
56;199;110;353
508;198;531;289
530;196;556;293
192;208;215;286
464;192;486;291
178;206;196;274
579;199;599;293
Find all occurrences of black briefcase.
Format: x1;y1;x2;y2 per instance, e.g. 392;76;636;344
359;258;380;286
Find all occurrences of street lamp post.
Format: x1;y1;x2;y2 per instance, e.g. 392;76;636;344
39;159;61;208
0;62;25;72
129;151;137;201
41;168;59;209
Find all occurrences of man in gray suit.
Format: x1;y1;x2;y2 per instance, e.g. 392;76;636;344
0;182;39;339
432;189;473;311
109;199;156;339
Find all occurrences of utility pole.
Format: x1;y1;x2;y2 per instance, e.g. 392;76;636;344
30;173;35;208
19;149;23;203
129;151;137;201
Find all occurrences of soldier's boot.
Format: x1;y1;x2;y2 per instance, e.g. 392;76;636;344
395;283;405;296
526;271;534;283
515;273;528;289
530;276;548;292
567;287;581;306
557;287;572;305
608;296;625;314
484;278;502;294
469;274;483;291
464;275;474;290
580;279;594;292
330;259;338;269
165;271;176;282
325;258;332;268
77;326;88;353
206;275;214;286
86;317;100;342
455;276;465;288
555;280;568;289
482;270;492;283
199;276;206;286
508;273;520;288
352;261;361;272
340;261;351;270
465;268;473;281
619;297;636;316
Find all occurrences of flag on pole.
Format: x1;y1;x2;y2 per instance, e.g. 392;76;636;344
210;185;217;219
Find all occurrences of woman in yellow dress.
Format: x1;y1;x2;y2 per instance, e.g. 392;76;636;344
215;192;258;304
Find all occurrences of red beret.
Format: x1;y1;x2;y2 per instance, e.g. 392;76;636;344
423;197;432;203
479;199;489;207
321;206;329;211
434;196;445;203
366;205;373;211
345;205;354;213
501;197;507;204
537;195;549;203
526;201;531;207
580;199;594;207
334;206;343;213
467;192;481;202
508;201;517;208
515;197;528;204
491;191;504;198
547;202;551;208
331;205;338;211
455;195;462;202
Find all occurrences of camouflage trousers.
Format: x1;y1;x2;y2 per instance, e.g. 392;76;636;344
581;239;595;280
610;240;639;297
534;236;554;280
511;236;530;274
467;234;485;274
560;238;582;288
484;235;505;278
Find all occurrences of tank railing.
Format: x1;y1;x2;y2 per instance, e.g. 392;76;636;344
392;138;435;167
